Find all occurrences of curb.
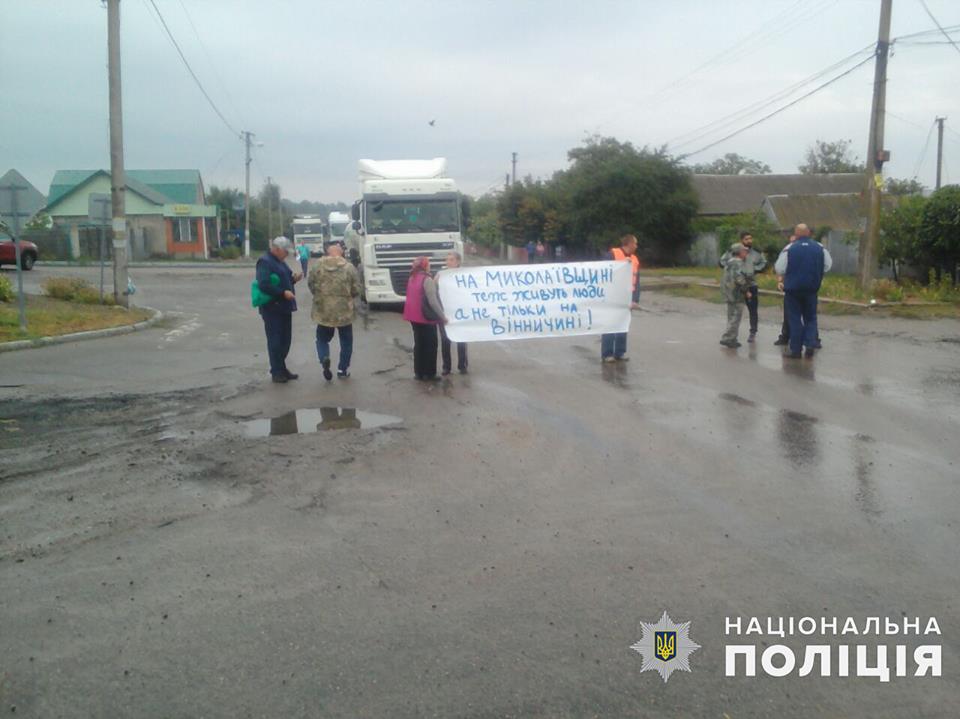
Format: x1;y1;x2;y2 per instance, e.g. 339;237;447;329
38;262;254;269
0;306;164;353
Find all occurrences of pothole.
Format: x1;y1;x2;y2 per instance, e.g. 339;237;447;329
242;408;403;437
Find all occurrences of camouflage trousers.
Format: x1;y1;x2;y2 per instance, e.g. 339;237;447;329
721;301;744;343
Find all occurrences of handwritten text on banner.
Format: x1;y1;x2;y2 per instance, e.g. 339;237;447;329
437;261;632;342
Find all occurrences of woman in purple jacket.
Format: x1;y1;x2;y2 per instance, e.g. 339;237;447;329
402;256;446;381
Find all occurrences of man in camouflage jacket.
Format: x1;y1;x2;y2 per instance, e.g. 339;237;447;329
308;243;361;379
720;242;752;348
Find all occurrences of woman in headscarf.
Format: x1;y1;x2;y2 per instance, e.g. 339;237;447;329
402;256;446;381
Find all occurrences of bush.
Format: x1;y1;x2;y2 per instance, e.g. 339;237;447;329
0;274;13;302
870;279;903;302
219;246;241;260
41;277;114;305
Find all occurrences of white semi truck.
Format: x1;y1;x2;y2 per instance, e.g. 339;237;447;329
326;211;350;252
292;215;325;257
346;158;463;305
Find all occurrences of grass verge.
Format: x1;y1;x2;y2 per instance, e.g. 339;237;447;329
0;295;152;342
655;285;960;319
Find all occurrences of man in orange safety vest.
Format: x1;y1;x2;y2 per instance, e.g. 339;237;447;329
601;234;641;362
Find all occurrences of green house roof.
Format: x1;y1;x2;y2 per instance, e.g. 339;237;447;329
47;169;205;210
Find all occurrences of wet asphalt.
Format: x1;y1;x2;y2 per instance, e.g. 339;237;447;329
1;264;958;718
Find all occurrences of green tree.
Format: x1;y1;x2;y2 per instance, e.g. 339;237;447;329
560;136;698;263
884;177;925;196
25;211;52;230
799;139;865;174
879;195;926;281
691;153;771;175
919;185;960;284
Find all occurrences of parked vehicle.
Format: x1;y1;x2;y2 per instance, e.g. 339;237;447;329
0;238;38;270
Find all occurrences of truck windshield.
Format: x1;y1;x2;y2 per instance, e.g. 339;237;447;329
366;199;459;234
330;222;348;238
294;223;324;235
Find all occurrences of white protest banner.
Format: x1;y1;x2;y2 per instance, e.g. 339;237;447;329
437;261;632;343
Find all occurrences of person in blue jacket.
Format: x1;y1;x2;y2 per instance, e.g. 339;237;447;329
256;236;303;383
774;224;832;359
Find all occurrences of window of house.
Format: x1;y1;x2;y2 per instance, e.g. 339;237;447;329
172;218;193;243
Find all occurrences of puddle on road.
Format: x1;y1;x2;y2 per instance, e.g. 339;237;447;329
243;407;402;437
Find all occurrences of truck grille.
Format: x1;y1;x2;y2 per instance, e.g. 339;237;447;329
373;241;454;297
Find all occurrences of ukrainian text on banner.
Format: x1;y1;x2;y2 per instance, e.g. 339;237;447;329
437;261;632;343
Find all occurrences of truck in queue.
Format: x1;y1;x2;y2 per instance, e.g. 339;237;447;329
326;211;350;253
345;158;463;306
292;215;325;257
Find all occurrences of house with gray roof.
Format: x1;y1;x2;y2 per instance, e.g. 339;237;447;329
0;169;46;239
45;169;217;259
691;173;864;217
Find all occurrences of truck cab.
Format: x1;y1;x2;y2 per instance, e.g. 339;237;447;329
347;159;463;305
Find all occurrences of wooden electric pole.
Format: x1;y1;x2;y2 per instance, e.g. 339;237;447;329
107;0;129;307
242;130;254;257
858;0;893;290
935;117;945;190
511;152;517;185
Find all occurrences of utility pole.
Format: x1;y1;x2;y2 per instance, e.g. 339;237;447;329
242;130;254;257
936;117;945;190
0;183;28;331
277;189;284;238
504;173;510;192
266;176;273;238
511;152;517;185
857;0;893;290
107;0;129;307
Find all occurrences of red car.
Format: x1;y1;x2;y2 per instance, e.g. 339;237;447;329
0;238;38;270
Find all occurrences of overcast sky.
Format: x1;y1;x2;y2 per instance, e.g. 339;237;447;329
3;0;959;204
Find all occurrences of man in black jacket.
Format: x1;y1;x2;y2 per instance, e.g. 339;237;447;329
256;236;303;383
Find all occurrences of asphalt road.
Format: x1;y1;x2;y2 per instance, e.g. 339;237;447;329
2;264;959;718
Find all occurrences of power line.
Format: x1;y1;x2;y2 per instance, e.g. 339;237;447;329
677;53;874;160
593;0;836;132
144;0;239;136
668;44;874;151
911;120;936;179
175;0;246;128
918;0;960;59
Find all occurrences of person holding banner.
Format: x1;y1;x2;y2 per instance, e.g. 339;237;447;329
439;251;468;375
600;234;641;362
402;256;446;381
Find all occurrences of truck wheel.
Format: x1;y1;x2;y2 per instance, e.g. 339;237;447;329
21;252;36;270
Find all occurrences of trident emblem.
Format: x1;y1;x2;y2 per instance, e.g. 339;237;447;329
655;631;677;661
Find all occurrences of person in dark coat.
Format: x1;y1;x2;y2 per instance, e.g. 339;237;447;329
774;224;832;359
256;236;303;383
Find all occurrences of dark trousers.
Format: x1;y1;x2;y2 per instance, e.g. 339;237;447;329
315;324;353;372
262;312;292;377
300;258;308;276
745;284;759;333
411;322;438;378
439;324;468;372
780;299;820;344
784;291;818;354
601;332;627;359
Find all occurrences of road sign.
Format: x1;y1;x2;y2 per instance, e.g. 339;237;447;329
88;193;112;226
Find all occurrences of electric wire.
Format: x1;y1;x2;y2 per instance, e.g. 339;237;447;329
667;44;874;151
677;53;875;160
918;0;960;59
176;0;246;128
910;120;936;179
144;0;239;136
